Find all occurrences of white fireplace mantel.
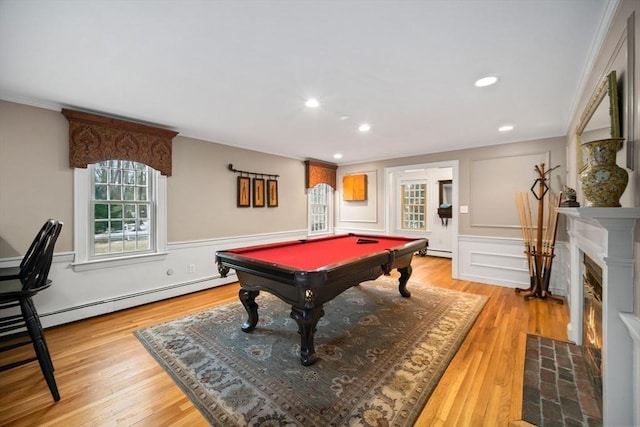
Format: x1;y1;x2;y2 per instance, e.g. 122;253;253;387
558;207;640;427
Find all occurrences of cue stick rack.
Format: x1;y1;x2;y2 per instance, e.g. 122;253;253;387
228;163;279;179
514;163;563;304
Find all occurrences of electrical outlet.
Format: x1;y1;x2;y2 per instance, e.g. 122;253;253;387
188;264;196;273
460;205;469;214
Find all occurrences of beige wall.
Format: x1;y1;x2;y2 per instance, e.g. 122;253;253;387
0;101;73;256
168;136;307;241
0;100;307;257
337;135;566;239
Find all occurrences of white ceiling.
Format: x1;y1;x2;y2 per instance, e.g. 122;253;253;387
0;0;610;165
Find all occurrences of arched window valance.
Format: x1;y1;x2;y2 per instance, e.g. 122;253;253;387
62;108;178;176
305;160;337;189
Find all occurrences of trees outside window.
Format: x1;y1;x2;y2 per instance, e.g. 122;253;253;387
91;160;154;257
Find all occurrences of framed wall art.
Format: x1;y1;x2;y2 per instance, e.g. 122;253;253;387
237;176;250;207
253;178;265;207
267;179;278;207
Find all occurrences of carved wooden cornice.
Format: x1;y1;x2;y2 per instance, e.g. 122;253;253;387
62;108;178;176
305;159;337;189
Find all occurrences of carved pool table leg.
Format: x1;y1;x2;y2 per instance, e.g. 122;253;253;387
290;305;325;366
398;265;413;298
239;289;260;332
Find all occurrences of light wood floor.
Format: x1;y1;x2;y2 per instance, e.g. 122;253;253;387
0;256;569;426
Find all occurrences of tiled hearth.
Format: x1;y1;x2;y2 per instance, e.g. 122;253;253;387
559;207;640;426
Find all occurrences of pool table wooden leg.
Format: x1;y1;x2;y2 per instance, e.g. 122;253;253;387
239;289;260;332
290;305;325;366
398;265;413;298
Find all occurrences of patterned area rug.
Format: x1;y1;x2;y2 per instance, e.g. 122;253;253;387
135;277;487;426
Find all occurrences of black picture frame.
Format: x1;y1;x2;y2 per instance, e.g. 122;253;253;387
267;179;278;207
253;178;265;207
237;176;250;207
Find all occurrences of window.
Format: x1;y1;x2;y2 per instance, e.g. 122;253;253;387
401;182;426;230
63;109;174;270
308;183;333;234
92;160;153;257
73;161;167;270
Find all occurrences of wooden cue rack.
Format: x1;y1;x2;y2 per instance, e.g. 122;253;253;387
515;163;563;303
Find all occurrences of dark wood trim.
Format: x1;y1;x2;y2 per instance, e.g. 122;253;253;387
62;108;178;176
61;109;178;139
305;159;338;189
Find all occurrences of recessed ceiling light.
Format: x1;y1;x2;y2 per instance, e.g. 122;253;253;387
498;125;514;132
358;123;371;132
475;76;499;87
339;115;350;121
333;153;343;159
305;98;320;108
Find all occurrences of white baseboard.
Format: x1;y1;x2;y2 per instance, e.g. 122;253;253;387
39;274;238;327
426;249;452;258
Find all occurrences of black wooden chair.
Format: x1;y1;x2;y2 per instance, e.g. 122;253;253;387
0;219;54;280
0;220;63;402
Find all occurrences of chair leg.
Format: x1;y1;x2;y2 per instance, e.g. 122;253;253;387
32;336;60;402
21;299;60;402
24;297;54;372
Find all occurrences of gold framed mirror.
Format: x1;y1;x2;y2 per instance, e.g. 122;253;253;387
575;70;621;172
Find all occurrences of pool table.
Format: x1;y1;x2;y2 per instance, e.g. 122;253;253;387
215;233;428;365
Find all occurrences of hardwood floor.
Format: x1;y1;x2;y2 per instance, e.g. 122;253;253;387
0;256;569;426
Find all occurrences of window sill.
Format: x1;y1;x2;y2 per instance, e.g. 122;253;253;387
72;252;168;272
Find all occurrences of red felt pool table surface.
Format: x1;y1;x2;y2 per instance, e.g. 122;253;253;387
226;234;419;270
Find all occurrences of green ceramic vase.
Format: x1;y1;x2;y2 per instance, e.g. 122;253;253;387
579;138;628;207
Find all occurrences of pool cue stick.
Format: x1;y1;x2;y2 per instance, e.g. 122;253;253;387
519;192;536;295
522;190;542;299
541;192;563;304
540;192;552;280
515;192;536;294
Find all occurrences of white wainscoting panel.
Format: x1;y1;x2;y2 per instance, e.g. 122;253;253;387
3;231;572;328
0;229;308;328
458;235;568;296
334;227;387;236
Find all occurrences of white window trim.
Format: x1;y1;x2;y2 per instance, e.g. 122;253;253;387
72;167;168;272
307;184;334;237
